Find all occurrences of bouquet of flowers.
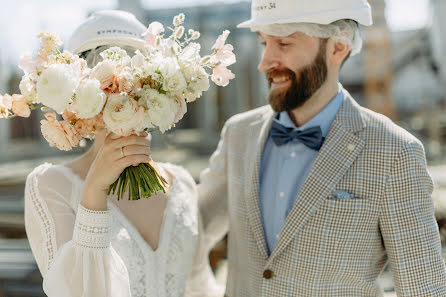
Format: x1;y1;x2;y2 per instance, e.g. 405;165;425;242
0;13;236;200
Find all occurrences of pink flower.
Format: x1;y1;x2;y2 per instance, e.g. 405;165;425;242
116;69;133;93
212;30;230;50
211;65;235;87
142;22;164;47
211;30;236;68
40;112;82;151
11;95;31;118
19;52;36;75
215;44;236;66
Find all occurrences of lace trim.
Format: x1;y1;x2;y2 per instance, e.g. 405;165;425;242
28;163;59;271
73;204;111;249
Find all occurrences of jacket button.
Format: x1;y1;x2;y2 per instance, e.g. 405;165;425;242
263;269;274;279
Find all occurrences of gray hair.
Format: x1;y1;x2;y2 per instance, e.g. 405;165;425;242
251;19;363;56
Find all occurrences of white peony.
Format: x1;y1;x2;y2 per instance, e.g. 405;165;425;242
183;65;210;102
103;93;145;136
36;64;80;114
71;79;106;119
137;87;179;133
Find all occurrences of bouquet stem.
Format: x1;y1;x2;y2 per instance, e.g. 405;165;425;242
107;160;168;200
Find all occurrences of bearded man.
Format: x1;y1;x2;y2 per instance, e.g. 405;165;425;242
197;1;446;296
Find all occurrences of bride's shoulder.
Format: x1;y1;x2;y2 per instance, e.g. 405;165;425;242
26;162;76;189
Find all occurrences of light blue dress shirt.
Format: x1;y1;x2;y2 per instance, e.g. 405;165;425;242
259;89;345;255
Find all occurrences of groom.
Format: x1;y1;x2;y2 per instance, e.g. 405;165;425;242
198;0;446;296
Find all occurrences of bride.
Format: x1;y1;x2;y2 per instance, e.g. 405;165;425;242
24;10;222;297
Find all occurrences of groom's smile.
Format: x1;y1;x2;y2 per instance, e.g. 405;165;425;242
258;31;329;113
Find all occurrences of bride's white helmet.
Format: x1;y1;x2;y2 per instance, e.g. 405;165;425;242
65;10;147;55
237;0;373;28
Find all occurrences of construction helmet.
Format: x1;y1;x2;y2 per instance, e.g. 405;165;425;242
237;0;373;29
65;10;147;55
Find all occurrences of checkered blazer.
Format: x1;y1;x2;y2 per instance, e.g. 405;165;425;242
198;89;446;297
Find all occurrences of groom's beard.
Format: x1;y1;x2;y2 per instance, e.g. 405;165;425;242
266;42;328;113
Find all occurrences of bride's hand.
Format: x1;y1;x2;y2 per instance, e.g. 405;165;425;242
81;132;152;210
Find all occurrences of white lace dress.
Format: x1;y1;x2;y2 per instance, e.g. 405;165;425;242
24;162;223;297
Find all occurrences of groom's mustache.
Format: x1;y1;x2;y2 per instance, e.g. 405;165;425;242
266;68;296;88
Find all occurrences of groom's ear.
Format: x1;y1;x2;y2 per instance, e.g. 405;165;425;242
326;38;350;68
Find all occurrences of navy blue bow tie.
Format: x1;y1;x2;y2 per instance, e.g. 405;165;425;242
270;120;324;150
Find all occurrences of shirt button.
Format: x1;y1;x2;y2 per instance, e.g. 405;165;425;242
263;269;274;279
279;192;285;198
290;151;296;158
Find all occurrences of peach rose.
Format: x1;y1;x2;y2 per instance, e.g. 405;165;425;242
90;60;116;89
40;112;82;151
11;95;31;118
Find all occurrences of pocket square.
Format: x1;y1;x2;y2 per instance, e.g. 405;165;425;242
332;190;356;200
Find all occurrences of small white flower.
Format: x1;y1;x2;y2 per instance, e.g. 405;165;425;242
36;64;80;114
19;52;36;75
99;47;131;66
175;26;185;39
71;78;106;119
19;74;38;102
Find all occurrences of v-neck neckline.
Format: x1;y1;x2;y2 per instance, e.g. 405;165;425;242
56;162;176;254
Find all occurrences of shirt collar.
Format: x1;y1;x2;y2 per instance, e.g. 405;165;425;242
276;87;344;138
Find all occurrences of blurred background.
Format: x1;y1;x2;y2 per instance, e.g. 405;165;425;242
0;0;445;296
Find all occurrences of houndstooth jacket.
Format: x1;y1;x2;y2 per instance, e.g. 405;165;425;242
198;88;446;297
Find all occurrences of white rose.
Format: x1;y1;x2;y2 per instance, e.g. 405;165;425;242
103;93;145;135
36;64;80;114
19;74;38;102
71;79;106;119
163;71;187;93
137;87;179;133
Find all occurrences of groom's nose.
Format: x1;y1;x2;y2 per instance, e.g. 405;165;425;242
258;45;280;73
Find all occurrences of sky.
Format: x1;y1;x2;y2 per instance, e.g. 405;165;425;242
0;0;433;66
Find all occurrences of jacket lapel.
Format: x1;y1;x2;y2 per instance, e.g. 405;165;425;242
268;91;367;262
244;106;275;260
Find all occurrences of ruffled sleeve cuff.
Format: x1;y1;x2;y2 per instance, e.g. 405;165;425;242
72;204;111;249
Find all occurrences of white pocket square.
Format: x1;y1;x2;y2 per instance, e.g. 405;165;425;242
332;190;356;200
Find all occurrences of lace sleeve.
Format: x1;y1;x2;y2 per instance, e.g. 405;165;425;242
24;163;131;297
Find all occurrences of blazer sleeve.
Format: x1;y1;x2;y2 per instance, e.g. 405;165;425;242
197;121;230;252
379;141;446;296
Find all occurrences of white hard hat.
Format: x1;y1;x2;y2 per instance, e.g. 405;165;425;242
65;10;147;55
237;0;373;29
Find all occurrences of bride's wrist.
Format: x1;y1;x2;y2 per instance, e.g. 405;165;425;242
81;183;108;211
